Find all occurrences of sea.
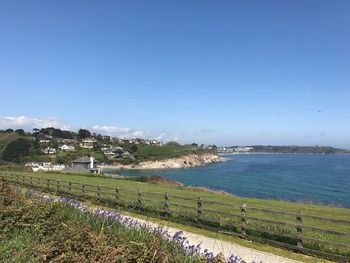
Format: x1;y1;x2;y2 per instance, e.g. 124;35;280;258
108;154;350;208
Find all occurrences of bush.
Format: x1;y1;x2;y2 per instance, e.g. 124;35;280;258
2;138;32;163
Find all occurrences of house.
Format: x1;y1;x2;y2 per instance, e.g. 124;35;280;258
79;138;96;149
101;146;124;158
60;144;75;151
39;139;50;143
71;156;99;169
42;147;56;154
57;138;77;144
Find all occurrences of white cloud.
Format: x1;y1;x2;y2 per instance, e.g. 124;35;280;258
0;116;71;130
131;130;145;138
91;125;130;133
91;124;146;139
155;132;167;141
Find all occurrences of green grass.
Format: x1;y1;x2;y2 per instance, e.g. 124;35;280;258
136;144;212;161
1;170;350;261
124;211;334;263
0;183;207;263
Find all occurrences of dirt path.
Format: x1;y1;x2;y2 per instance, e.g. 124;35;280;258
19;186;302;263
124;214;302;263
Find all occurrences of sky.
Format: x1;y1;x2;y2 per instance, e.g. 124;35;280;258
0;1;349;147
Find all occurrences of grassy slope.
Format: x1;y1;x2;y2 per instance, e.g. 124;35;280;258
136;144;212;161
0;183;204;263
1;171;349;262
4;171;349;220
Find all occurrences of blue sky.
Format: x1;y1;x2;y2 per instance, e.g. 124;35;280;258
0;1;349;147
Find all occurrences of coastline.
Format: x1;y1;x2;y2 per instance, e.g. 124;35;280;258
102;153;226;170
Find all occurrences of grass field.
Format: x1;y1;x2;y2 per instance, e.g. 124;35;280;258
0;182;210;263
136;144;212;161
1;170;350;262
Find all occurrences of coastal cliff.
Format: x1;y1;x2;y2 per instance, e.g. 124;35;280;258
111;153;223;170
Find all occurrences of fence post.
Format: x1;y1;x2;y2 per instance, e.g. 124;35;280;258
197;197;202;220
97;185;101;205
115;187;120;209
81;183;85;196
22;175;25;185
47;179;50;191
137;190;142;210
56;180;60;194
296;210;303;248
38;177;41;187
241;203;247;237
30;177;33;188
163;192;169;217
68;182;72;195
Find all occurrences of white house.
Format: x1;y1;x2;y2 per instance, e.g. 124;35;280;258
79;138;96;149
60;144;75;151
42;147;57;154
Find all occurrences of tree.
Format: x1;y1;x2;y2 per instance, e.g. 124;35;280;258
78;129;91;139
130;144;138;153
166;141;180;146
4;128;14;133
15;129;25;136
2;138;32;163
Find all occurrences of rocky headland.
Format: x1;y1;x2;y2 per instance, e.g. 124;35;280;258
108;153;224;170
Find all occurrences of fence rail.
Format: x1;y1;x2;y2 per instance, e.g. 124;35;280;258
1;172;349;262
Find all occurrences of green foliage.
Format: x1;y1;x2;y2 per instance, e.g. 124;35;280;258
39;127;74;139
136;144;210;161
2;138;32;163
78;129;91;139
0;133;21;153
166;141;181;146
130;144;138;153
55;154;70;164
250;145;345;154
117;156;135;165
0;184;201;263
14;129;25;136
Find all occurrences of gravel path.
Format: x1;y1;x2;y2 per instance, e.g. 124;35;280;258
20;186;302;263
126;214;302;263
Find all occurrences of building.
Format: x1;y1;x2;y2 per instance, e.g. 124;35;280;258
57;138;77;144
60;144;75;151
71;156;99;169
79;138;96;149
42;147;56;154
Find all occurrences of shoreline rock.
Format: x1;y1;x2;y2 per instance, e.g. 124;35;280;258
103;153;225;170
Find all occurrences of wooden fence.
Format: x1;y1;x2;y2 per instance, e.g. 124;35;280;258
1;173;349;262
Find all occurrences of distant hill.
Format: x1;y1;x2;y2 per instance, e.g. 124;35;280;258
248;145;348;154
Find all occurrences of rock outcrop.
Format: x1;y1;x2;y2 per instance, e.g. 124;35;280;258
113;153;223;170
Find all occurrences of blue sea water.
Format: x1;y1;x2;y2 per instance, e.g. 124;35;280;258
110;154;350;208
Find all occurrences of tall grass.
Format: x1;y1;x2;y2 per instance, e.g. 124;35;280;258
0;183;217;262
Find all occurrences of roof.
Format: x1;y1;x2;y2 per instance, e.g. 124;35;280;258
72;156;95;163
